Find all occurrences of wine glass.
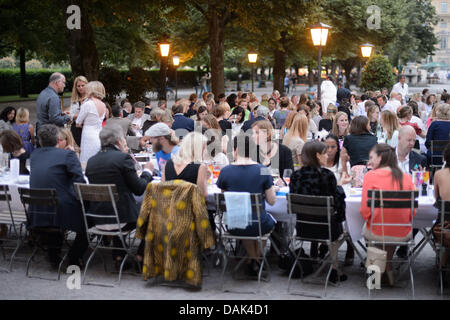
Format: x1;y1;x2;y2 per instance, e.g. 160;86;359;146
283;169;293;186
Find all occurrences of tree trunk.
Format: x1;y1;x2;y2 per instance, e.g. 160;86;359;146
331;61;338;79
308;64;314;88
259;65;266;88
273;49;286;93
208;7;225;96
62;0;99;80
19;47;27;98
340;57;358;89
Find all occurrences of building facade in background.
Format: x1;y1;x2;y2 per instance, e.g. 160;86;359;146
433;0;450;64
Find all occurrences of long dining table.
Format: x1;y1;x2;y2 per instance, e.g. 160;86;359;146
2;174;439;261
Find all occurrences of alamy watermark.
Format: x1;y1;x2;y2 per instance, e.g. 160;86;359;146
66;5;81;30
367;5;381;30
66;265;81;290
366;265;382;290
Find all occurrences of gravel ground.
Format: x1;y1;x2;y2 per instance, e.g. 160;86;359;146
0;234;448;300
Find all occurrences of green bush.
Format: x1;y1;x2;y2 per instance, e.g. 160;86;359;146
224;69;251;81
125;67;152;102
0;68;199;98
99;67;122;105
0;68;72;96
360;54;395;92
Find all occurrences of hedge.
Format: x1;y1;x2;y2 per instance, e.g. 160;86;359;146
0;69;73;96
0;68;206;96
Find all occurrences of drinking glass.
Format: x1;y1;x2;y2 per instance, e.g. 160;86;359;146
25;159;31;173
283;169;293;186
270;168;280;184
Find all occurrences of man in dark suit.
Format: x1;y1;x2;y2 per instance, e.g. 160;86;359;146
396;125;427;174
171;103;194;132
85;124;154;266
395;125;427;258
336;81;351;105
106;104;135;137
241;106;270;132
30;124;87;268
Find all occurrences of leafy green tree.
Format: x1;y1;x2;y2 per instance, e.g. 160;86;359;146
360;54;395;91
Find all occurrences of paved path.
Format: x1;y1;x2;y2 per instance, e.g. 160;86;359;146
0;235;447;300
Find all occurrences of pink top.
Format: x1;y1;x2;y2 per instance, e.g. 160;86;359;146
360;169;416;237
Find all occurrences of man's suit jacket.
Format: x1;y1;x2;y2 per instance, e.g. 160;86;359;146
106;117;135;137
172;114;195;132
85;146;153;224
29;147;85;232
241;116;266;132
409;150;427;173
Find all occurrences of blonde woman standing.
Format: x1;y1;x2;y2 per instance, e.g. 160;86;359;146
379;110;400;148
282;114;308;166
76;81;106;163
70;76;88;146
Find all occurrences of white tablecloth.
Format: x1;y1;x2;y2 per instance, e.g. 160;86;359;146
3;175;439;243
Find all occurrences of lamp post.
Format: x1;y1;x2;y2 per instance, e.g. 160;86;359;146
310;22;331;102
359;43;374;87
173;56;180;101
158;39;170;100
360;43;374;59
248;52;258;92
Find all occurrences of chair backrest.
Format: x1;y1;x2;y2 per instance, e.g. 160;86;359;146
0;184;13;225
431;140;450;167
287;193;334;243
17;187;58;225
367;189;418;233
73;183;120;232
214;193;264;237
134;156;150;163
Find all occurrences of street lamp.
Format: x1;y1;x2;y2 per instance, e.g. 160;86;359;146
158;39;170;100
173;56;180;101
361;43;374;59
310;22;331;101
248;52;258;92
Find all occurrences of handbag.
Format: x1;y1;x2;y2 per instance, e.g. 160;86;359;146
365;190;388;273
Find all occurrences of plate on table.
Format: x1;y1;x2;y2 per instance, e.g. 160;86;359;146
349;188;362;197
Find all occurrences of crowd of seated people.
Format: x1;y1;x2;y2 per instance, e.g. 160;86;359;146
1;74;450;291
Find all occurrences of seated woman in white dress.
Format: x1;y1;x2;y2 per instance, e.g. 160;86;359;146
76;81;106;163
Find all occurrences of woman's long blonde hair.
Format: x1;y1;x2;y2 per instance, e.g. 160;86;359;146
59;128;80;153
332;111;349;137
71;76;88;104
284;114;308;145
172;132;207;165
381;110;399;140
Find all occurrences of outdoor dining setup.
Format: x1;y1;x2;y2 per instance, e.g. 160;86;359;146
0;128;449;299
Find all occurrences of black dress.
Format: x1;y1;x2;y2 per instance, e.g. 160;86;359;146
289;167;345;241
164;159;200;184
71;102;83;146
319;119;333;132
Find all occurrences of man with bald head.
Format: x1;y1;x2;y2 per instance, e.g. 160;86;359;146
396;125;427;174
396;125;427;258
36;72;71;132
